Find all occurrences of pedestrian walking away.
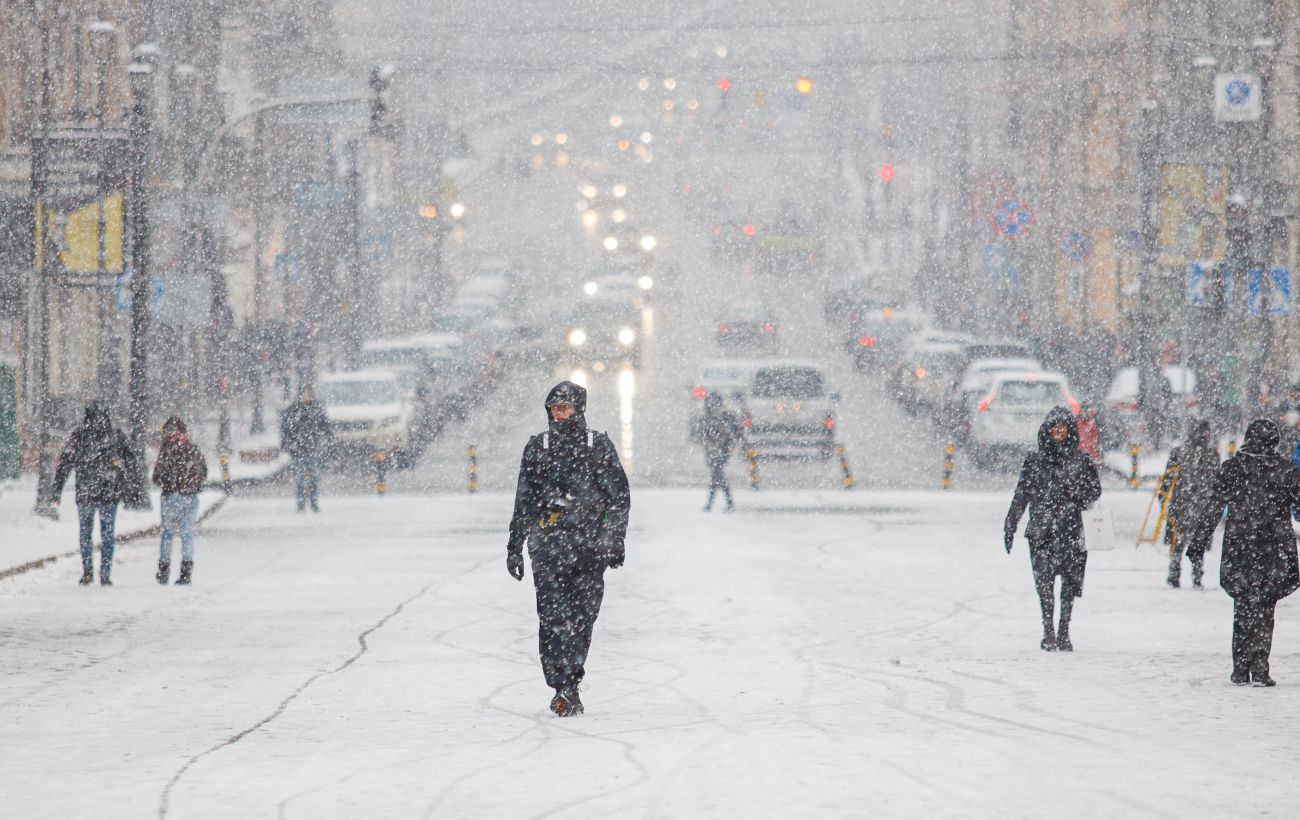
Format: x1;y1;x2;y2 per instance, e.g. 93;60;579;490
1190;419;1300;687
1161;420;1220;589
701;392;741;512
1004;406;1102;652
153;417;208;585
50;402;136;586
506;381;631;717
280;385;332;512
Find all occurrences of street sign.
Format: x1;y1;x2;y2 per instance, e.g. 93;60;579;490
1187;261;1209;306
274;253;303;282
1061;231;1091;262
113;272;164;314
1215;74;1261;122
1247;267;1291;316
982;242;1020;293
990;197;1034;240
32;127;129;209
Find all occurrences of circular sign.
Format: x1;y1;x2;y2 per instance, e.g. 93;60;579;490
1224;79;1250;107
991;197;1034;240
1061;231;1091;262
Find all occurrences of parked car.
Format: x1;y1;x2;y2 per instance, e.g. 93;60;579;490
315;370;415;465
1101;365;1199;448
969;370;1079;466
846;306;928;374
943;356;1044;440
740;360;838;460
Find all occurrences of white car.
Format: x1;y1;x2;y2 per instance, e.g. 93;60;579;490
944;356;1044;438
970;371;1079;459
740;360;838;459
1103;365;1199;447
316;370;413;457
689;359;758;441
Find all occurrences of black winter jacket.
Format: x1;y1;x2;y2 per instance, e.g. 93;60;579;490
1192;420;1300;603
701;395;740;467
153;439;208;496
52;407;133;505
1161;422;1220;549
508;382;631;565
1005;407;1102;595
280;400;332;458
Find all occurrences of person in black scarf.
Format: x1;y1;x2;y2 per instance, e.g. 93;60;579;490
1162;419;1220;589
1005;406;1102;651
1191;419;1300;686
506;381;631;716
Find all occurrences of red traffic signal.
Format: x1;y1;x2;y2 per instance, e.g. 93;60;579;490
717;78;732;92
879;163;895;183
741;223;757;237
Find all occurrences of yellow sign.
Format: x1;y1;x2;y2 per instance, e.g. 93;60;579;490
1158;165;1227;267
35;195;125;274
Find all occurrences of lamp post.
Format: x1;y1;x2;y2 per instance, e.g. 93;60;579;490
125;59;154;510
89;20;119;410
31;0;57;516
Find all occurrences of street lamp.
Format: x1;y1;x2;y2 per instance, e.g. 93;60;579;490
125;59;154;509
89;21;118;409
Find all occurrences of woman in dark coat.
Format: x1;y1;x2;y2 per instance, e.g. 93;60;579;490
152;417;208;585
1162;419;1221;589
51;402;134;586
1005;406;1102;651
1191;419;1300;686
701;393;740;512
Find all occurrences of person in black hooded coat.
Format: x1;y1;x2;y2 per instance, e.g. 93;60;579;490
51;402;134;585
701;392;740;512
1190;419;1300;686
1161;419;1220;589
506;381;631;716
1005;406;1102;651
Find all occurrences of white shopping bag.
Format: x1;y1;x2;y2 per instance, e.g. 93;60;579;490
1081;507;1116;552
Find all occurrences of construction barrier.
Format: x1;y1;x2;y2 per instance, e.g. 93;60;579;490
1137;466;1179;548
835;443;855;490
1128;443;1140;489
467;444;479;494
941;442;955;490
375;449;387;495
746;443;761;491
1227;438;1238;457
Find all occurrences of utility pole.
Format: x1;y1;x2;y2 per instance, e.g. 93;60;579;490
31;0;57;516
249;108;266;434
90;21;119;409
126;60;154;510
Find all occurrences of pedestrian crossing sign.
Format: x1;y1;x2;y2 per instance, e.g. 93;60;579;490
1247;267;1291;316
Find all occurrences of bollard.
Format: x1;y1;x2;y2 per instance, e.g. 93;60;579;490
375;449;387;495
836;443;856;490
467;444;479;494
1227;438;1238;457
746;443;761;491
219;452;232;493
1128;443;1140;490
941;442;955;490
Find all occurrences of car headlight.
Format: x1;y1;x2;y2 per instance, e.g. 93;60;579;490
618;327;636;346
637;275;654;291
568;328;587;347
639;235;657;252
583;281;599;296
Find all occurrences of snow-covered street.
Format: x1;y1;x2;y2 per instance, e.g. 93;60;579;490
3;488;1295;819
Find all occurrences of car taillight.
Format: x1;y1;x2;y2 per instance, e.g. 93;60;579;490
823;415;835;430
1065;391;1080;416
763;323;775;333
742;417;752;428
858;336;876;347
692;387;707;400
978;390;996;413
1116;400;1138;411
717;322;730;333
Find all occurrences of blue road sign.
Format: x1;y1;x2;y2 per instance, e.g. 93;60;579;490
1061;231;1091;262
990;197;1034;240
114;272;164;314
274;253;303;283
1187;262;1208;306
1247;267;1291;316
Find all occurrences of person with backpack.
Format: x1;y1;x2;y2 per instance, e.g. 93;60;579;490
701;392;741;512
153;417;208;585
1004;406;1102;652
1190;419;1300;686
50;402;135;586
1162;419;1221;589
506;381;631;717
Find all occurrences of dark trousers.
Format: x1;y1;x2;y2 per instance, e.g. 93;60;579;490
1232;598;1277;679
705;459;732;509
1165;516;1206;585
531;551;606;690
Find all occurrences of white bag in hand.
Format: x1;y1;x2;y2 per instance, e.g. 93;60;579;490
1081;507;1116;552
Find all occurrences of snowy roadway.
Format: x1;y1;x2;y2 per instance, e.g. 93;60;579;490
3;488;1295;818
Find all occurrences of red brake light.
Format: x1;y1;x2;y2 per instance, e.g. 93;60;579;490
978;390;996;413
717;322;730;333
762;323;775;333
692;387;707;400
741;417;752;428
742;223;756;237
823;415;835;430
858;336;876;347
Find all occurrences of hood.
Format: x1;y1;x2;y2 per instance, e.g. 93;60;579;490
1037;406;1079;451
1241;418;1280;455
1185;419;1212;450
83;402;111;438
704;392;724;412
545;380;587;433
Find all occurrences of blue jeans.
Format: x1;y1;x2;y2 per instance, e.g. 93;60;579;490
160;494;199;563
292;455;321;509
77;503;118;577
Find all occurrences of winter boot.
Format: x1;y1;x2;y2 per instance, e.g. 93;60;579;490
1230;671;1251;686
79;569;94;586
554;686;584;717
1190;557;1205;590
1166;561;1181;588
1040;626;1057;652
1251;675;1277;688
156;561;171;585
176;561;193;586
99;574;112;586
1056;627;1073;652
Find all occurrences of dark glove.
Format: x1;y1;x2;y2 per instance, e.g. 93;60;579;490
507;549;525;581
601;537;625;569
1004;532;1014;554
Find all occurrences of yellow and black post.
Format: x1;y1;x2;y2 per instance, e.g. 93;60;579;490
1128;443;1140;489
1227;438;1238;457
941;442;955;490
375;449;387;495
219;451;232;493
746;441;760;490
836;443;855;490
467;444;479;494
